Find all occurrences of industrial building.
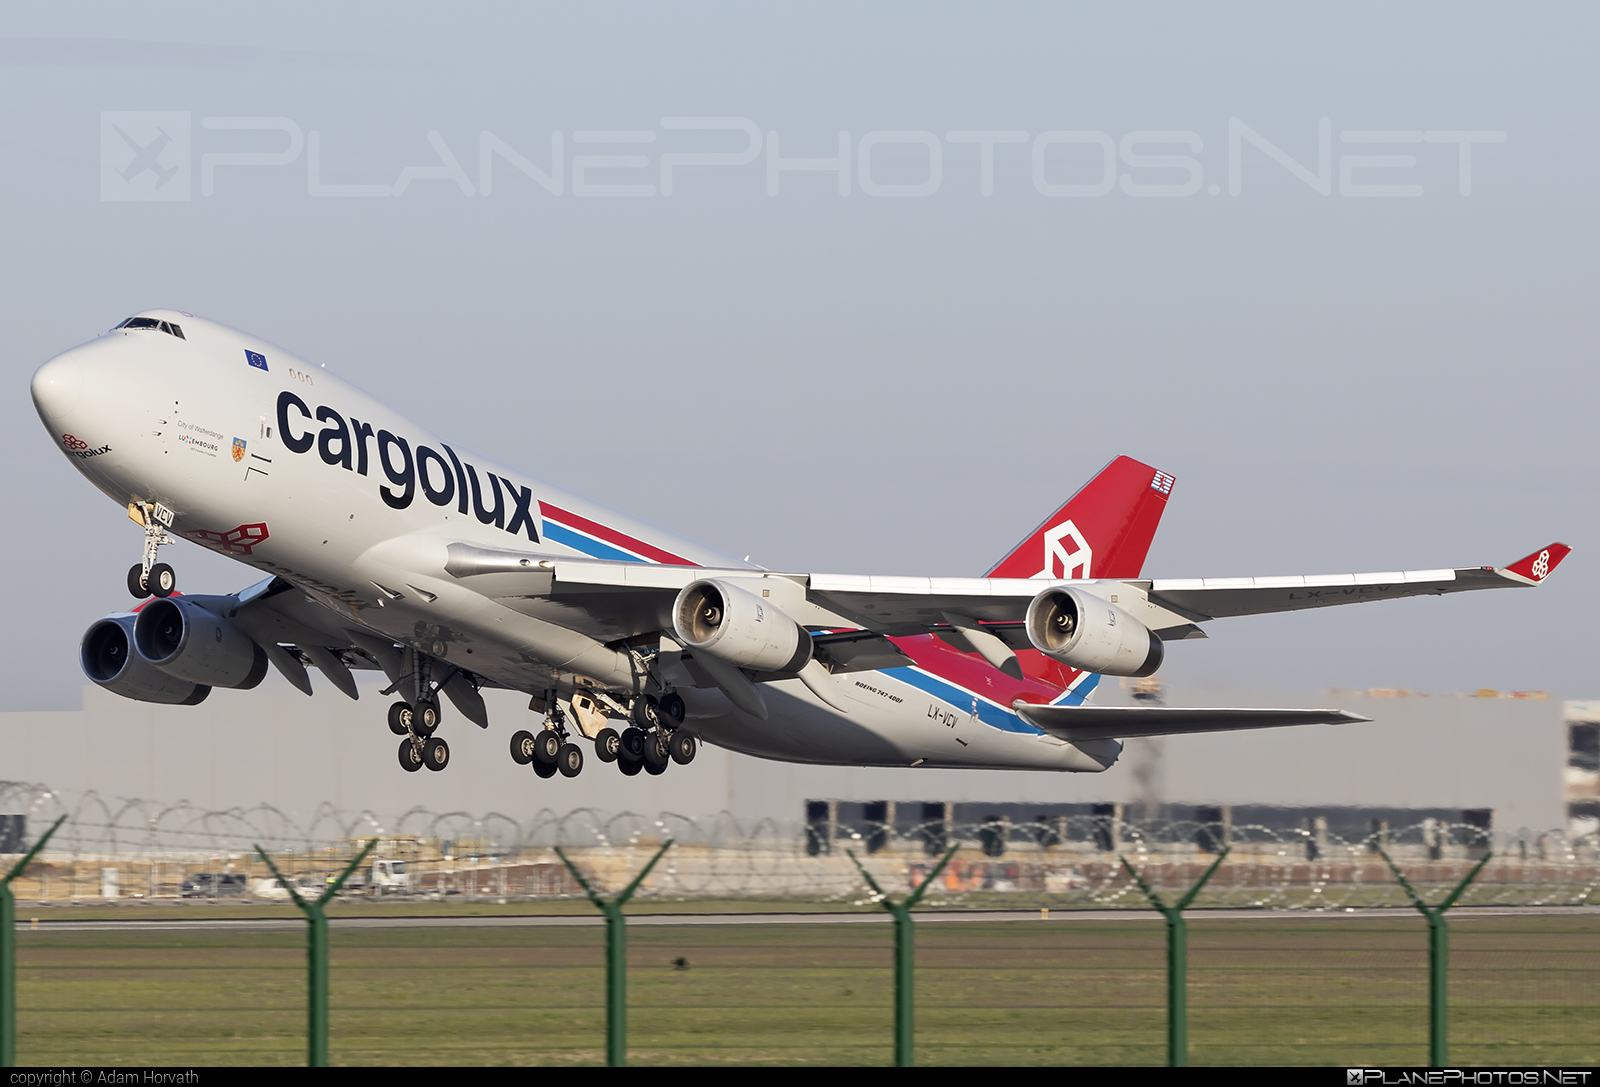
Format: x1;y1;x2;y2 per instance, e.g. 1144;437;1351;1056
0;676;1586;839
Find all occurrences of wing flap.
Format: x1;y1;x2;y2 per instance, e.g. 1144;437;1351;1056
1012;702;1369;742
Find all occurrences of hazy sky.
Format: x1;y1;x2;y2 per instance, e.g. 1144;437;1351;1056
4;5;1596;710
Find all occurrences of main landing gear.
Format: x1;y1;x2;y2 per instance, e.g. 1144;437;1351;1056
509;699;584;779
126;501;177;599
391;698;449;773
613;693;696;779
508;691;698;782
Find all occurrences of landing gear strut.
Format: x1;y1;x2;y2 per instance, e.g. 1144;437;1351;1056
126;501;177;599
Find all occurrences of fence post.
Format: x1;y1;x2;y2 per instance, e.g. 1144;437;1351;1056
1378;847;1493;1067
1;815;66;1067
848;843;959;1067
1119;846;1230;1067
255;838;378;1067
555;839;674;1068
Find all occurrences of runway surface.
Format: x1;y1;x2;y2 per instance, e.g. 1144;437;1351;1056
12;904;1596;933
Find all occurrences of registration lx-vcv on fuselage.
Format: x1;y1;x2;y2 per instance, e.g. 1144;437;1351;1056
29;311;1571;779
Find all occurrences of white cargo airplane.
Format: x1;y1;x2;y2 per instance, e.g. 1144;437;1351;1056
30;311;1571;780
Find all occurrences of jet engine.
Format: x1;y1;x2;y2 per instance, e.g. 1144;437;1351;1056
132;597;269;689
1024;586;1164;677
672;579;812;673
80;615;211;705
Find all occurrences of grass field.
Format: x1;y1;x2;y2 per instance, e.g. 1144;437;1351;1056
13;915;1599;1066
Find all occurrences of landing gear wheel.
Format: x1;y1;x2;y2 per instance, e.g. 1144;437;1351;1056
413;702;440;736
388;702;413;736
422;736;450;771
532;758;558;779
594;727;620;763
643;731;670;768
556;743;584;778
659;693;686;728
618;727;646;762
398;738;423;772
510;730;536;765
147;563;176;598
127;564;151;600
533;730;561;765
644;759;668;776
618;757;642;777
630;695;660;730
669;731;697;765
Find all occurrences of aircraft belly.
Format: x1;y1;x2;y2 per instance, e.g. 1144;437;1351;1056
689;673;1112;772
690;682;908;764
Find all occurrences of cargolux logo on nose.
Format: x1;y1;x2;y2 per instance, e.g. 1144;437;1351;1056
61;434;111;459
100;112;191;202
1035;519;1092;580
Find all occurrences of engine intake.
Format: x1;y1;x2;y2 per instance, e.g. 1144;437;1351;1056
81;615;210;705
1025;586;1163;677
672;579;811;673
133;597;268;689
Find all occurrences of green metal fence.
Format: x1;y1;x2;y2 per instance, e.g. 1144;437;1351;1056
2;795;1596;1066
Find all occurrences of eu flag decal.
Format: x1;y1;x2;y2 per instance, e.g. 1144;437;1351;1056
245;350;268;371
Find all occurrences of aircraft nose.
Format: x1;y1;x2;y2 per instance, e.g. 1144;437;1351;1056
31;350;84;427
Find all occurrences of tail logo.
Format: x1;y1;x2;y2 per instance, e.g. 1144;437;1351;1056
1036;519;1092;580
1531;549;1551;580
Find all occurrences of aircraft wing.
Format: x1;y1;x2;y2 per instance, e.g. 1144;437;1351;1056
469;541;1571;643
802;543;1571;634
1012;702;1369;742
1145;542;1572;621
200;576;494;725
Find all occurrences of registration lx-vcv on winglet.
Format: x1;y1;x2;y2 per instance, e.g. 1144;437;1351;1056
30;311;1572;779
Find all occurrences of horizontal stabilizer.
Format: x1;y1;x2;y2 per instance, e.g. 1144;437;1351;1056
1012;702;1368;742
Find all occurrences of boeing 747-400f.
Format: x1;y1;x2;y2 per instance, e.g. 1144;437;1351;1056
30;311;1571;779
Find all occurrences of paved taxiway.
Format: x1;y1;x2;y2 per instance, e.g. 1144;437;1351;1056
12;904;1595;933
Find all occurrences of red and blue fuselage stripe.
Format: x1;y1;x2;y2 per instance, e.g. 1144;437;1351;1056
880;664;1099;733
538;501;695;566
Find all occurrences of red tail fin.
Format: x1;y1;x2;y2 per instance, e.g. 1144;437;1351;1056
985;456;1174;580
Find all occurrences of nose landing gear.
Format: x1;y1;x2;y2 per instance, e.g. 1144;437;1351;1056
126;501;178;599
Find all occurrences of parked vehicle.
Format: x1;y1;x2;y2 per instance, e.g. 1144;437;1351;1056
250;876;321;900
180;872;247;898
342;858;413;896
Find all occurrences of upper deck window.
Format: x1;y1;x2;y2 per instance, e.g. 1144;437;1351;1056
115;317;184;339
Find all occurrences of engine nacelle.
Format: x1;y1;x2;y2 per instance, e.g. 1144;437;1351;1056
1024;586;1164;677
133;597;268;689
81;615;211;705
672;579;812;673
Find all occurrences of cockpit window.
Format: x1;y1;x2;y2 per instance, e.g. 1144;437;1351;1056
115;317;184;338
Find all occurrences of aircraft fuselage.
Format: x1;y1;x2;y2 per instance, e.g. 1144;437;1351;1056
32;311;1113;773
